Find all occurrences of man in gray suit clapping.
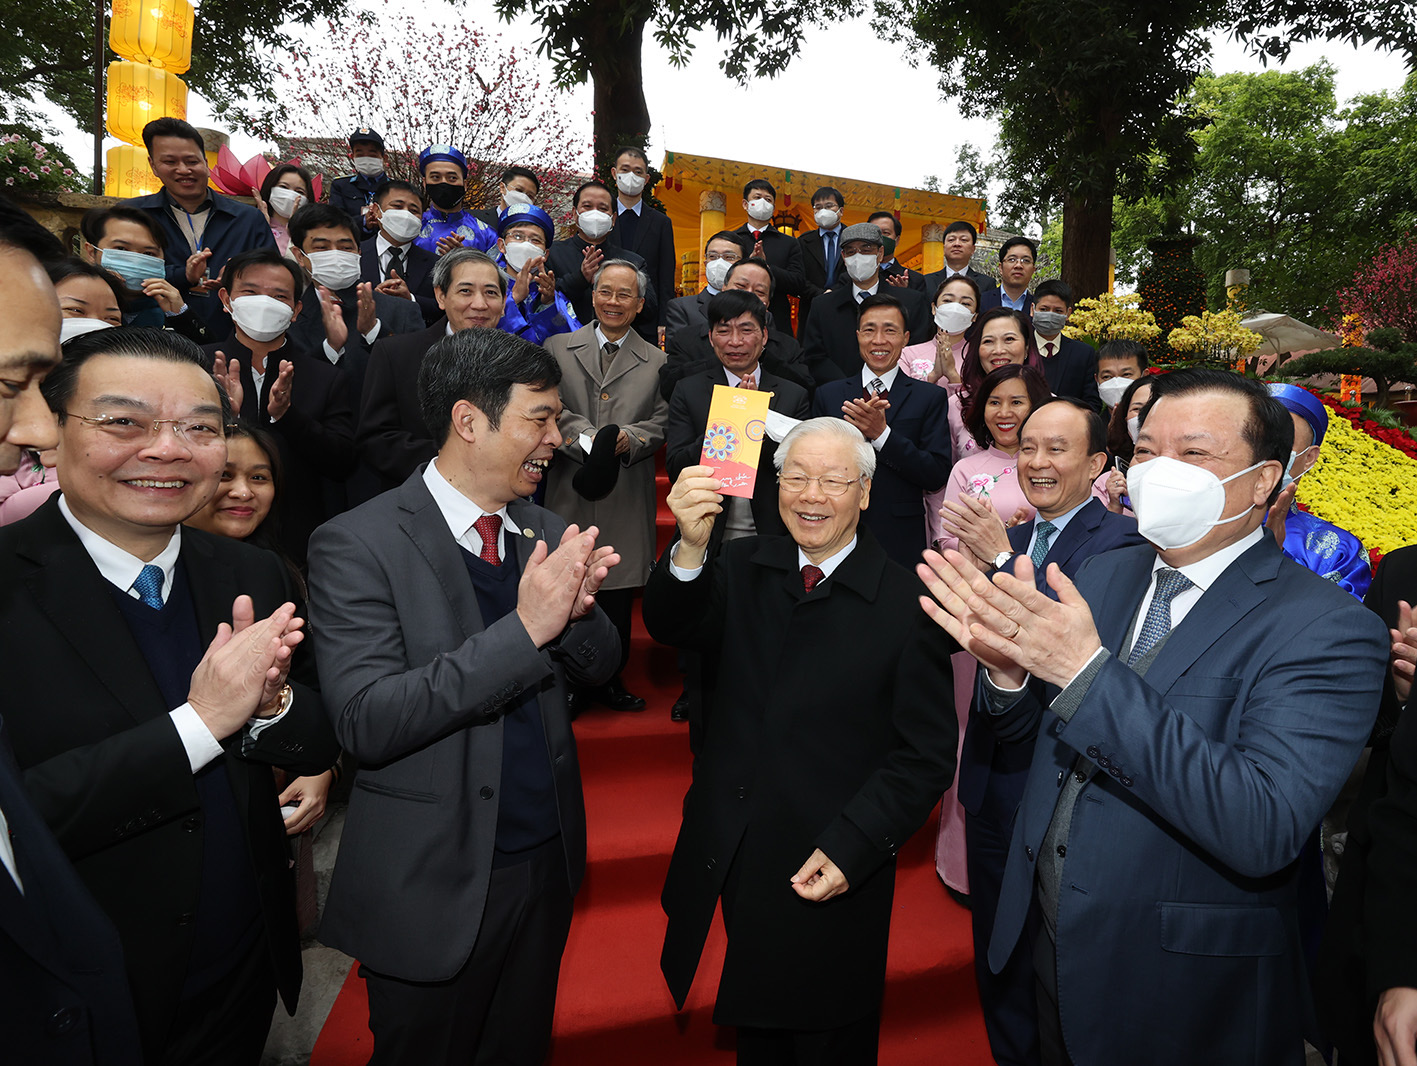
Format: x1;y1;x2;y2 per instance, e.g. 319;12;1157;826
308;326;621;1066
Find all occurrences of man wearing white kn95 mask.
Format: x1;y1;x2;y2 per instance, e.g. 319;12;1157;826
285;202;424;416
918;367;1388;1066
203;248;356;566
359;180;441;327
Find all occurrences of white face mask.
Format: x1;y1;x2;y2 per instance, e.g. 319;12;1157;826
305;249;362;290
615;171;647;196
577;209;613;240
229;294;295;342
352;156;384;177
746;198;775;223
1097;376;1133;408
934;302;974;334
60;317;112;344
1280;447;1318;492
380;208;423;244
503;239;541;273
1126;455;1266;551
502;188;533;208
267;186;306;218
1127;416;1141;444
844;252;879;284
705;258;733;290
814;207;840;229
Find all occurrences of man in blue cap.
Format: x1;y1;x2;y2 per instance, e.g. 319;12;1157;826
328;128;389;241
1265;382;1371;599
415;145;497;257
495;203;581;345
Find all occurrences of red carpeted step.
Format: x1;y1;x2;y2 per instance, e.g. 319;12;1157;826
311;455;993;1065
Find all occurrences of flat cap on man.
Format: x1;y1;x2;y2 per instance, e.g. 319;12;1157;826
839;223;884;246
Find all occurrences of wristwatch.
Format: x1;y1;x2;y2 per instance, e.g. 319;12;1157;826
991;549;1013;571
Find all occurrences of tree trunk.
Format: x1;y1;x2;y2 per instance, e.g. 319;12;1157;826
588;12;651;175
1060;185;1115;301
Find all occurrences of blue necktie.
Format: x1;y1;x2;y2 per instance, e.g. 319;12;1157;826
132;564;165;609
1127;568;1194;666
1029;520;1057;568
823;231;836;284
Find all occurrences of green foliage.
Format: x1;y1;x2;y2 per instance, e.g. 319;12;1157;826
0;0;361;135
1112;67;1417;320
1282;343;1417;409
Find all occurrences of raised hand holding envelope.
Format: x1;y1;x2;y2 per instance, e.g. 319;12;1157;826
699;384;772;499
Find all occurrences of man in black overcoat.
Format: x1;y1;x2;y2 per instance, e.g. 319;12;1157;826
644;416;958;1064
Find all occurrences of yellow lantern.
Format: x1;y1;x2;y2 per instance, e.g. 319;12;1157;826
104;144;162;197
109;0;194;73
105;61;188;147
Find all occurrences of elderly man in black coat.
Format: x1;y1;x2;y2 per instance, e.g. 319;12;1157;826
644;416;958;1064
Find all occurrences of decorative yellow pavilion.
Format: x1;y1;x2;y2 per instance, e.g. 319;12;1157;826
656;150;986;292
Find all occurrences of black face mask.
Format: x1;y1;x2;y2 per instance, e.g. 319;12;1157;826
427;183;464;210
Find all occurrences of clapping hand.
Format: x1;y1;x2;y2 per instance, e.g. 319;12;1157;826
516;525;602;646
212;350;244;411
1391;600;1417;705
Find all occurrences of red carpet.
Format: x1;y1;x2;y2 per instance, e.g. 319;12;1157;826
311;467;993;1064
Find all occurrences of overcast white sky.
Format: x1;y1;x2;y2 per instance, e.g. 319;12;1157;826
39;2;1413;198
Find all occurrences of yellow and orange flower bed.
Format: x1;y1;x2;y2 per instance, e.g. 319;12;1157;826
1297;407;1417;563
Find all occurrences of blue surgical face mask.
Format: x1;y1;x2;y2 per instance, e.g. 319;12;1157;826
99;247;166;289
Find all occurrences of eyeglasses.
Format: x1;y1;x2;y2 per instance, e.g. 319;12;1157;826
778;474;863;496
64;412;228;446
1001;256;1035;265
594;287;639;302
704;253;741;262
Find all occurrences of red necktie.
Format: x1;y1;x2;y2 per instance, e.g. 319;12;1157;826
1045;341;1056;358
802;564;824;593
739;372;756;390
473;513;502;566
752;230;762;241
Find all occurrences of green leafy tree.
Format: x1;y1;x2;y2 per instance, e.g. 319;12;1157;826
492;0;811;174
1282;327;1417;410
870;0;1417;302
1111;67;1417;318
0;0;365;141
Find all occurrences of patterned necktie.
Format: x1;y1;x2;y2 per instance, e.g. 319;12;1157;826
801;564;824;593
1029;520;1057;567
866;377;887;400
600;341;619;376
473;513;502;566
739;372;756;390
386;246;404;281
132;564;165;609
1044;340;1056;358
1127;568;1194;666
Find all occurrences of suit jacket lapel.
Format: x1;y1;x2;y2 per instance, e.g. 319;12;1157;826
17;504;167;724
1045;500;1104;574
1088;546;1157;658
602;331;650;388
396;475;485;638
180;531;240;643
1140;540;1278;692
567;325;601;387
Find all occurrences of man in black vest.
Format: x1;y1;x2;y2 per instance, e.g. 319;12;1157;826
0;326;340;1063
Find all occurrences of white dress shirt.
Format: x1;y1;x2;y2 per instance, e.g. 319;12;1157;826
1022;496;1093;562
422;458;514;561
58;498;288;773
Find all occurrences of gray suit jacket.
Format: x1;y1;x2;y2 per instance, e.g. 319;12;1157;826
308;468;619;981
